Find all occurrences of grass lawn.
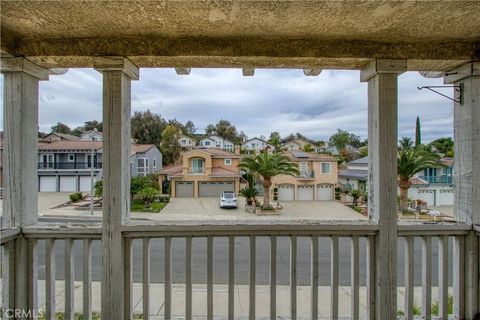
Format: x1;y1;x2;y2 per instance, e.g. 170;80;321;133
130;200;166;213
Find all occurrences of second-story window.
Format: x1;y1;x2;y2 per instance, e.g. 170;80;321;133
191;158;204;174
137;158;149;176
153;159;157;171
68;154;75;162
321;162;331;174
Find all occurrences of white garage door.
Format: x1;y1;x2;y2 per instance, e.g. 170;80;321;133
199;181;234;197
278;184;295;201
176;181;194;197
316;184;334;201
79;176;95;192
60;176;77;192
39;176;57;192
297;185;314;201
417;189;436;206
438;189;454;206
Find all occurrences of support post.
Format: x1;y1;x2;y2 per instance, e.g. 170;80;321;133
1;57;48;318
445;61;480;319
95;57;139;320
361;59;406;320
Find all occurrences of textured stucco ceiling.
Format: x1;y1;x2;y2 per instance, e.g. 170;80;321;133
1;1;479;70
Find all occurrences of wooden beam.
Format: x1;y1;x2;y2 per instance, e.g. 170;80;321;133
175;67;191;75
303;68;322;76
95;57;138;320
362;59;406;319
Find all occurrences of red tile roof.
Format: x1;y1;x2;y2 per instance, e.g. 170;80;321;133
158;165;182;175
188;147;240;158
284;150;337;162
210;167;242;177
410;177;429;185
39;141;103;151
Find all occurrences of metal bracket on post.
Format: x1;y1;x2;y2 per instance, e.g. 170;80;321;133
417;84;464;104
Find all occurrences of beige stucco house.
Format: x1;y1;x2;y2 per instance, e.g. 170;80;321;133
158;148;241;197
282;138;322;152
272;151;338;201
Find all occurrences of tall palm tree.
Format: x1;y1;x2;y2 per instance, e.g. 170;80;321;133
399;136;413;150
239;152;299;209
398;147;445;210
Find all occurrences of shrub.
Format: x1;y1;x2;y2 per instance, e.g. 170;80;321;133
93;180;103;197
239;187;258;205
69;192;83;202
137;187;159;208
131;175;159;196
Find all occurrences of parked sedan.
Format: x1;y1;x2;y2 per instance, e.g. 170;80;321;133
220;191;238;209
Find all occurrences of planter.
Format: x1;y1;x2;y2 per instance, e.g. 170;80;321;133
256;208;280;216
245;204;257;214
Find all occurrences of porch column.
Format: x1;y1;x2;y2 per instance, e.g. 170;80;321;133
445;61;479;318
94;57;139;320
361;59;406;319
1;57;49;316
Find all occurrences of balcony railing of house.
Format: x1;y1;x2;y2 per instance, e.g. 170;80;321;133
419;176;454;184
189;168;205;174
37;162;103;170
298;171;315;180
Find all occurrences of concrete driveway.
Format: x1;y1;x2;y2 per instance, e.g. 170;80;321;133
160;197;366;221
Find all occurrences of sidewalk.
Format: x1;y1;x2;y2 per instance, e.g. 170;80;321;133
35;280;452;319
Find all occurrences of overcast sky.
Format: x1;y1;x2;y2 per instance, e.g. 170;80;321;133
0;68;453;143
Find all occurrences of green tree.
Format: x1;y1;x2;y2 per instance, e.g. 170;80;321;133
51;122;72;134
428;137;454;156
359;146;368;157
303;144;314;152
398;147;444;210
329;129;351;150
268;132;282;152
161;124;182;164
239;153;299;209
399;137;414;150
131;110;167;149
351;189;362;206
72;120;103;136
184;120;196;135
415;116;421;147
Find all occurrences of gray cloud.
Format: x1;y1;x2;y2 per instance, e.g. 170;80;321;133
0;68;453;142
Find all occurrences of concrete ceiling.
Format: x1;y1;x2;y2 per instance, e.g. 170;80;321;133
1;1;479;70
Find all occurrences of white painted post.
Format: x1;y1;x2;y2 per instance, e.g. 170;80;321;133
445;61;480;319
94;57;139;320
361;59;406;320
1;57;49;317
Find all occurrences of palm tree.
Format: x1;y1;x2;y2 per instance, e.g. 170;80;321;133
397;147;445;210
239;153;299;209
399;136;413;150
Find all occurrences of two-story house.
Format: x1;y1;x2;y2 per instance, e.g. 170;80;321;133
198;135;235;151
407;157;454;206
38;140;162;192
242;137;274;153
43;132;80;142
79;130;103;141
272;151;338;201
338;156;368;192
178;134;196;150
158;148;241;197
282;138;322;153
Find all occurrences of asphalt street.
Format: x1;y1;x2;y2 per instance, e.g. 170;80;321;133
36;218;454;287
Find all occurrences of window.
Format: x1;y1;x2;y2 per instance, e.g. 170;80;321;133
321;162;331;174
153;159;157;171
181;139;186;144
191;158;204;174
224;159;232;165
137;158;149;176
205;141;210;146
68;154;75;162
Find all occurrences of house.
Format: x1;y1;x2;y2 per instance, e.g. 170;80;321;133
43;132;80;142
272;151;338;201
198;135;235;151
242;137;274;153
406;157;454;206
157;148;241;197
38;140;162;192
79;130;103;141
178;134;196;150
338;156;368;192
282;138;321;152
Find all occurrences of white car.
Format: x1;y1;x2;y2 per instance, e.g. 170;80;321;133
220;191;238;209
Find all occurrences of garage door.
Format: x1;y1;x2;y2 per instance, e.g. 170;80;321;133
416;189;436;206
79;176;95;192
176;181;194;197
39;176;57;192
199;181;234;197
316;184;334;201
60;176;77;192
297;185;314;201
438;189;454;206
278;184;294;201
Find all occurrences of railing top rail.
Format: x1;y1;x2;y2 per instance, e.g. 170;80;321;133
398;222;472;236
0;227;21;244
23;223;102;239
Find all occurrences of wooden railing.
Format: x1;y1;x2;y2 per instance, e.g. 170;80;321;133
1;222;477;319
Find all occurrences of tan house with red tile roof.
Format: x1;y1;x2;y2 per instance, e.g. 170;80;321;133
158;147;241;197
272;151;338;201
